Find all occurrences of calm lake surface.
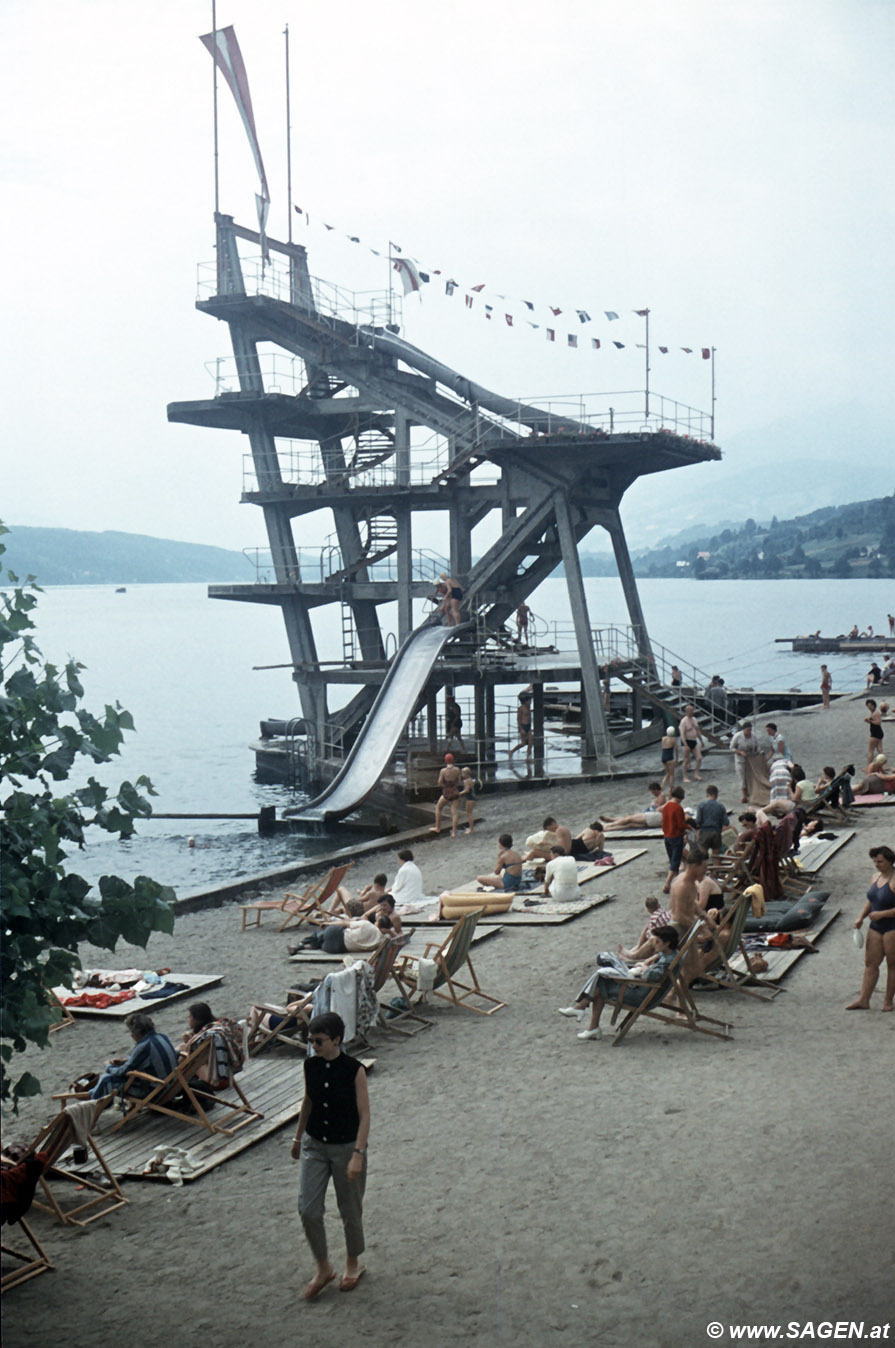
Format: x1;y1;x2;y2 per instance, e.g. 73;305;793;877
30;577;892;894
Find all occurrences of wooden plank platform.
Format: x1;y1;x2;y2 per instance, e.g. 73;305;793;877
53;972;224;1019
69;1057;306;1182
851;794;895;807
730;907;841;982
437;847;645;901
288;925;500;962
793;831;855;873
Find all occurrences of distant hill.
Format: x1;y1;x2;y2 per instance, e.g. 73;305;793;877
631;494;895;579
2;527;256;585
563;493;895;580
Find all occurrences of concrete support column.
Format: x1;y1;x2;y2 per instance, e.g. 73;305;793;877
553;492;612;763
606;510;653;663
397;506;413;640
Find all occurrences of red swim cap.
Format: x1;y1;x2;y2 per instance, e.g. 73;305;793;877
444;753;454;763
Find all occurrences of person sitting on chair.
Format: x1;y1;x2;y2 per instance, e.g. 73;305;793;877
558;926;681;1040
89;1012;178;1100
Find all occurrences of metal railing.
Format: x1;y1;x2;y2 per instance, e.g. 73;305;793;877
206;352;314;397
242;548;302;584
493;390;714;443
197;255;400;332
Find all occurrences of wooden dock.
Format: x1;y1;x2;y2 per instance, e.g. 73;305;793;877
70;1057;305;1183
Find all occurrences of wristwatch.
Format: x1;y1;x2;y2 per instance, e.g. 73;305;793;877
353;1147;367;1155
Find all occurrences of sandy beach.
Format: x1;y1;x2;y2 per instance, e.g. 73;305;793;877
3;693;893;1348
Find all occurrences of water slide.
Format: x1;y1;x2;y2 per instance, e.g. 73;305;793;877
286;621;454;823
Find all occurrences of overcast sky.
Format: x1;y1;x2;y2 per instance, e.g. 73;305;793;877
2;0;892;554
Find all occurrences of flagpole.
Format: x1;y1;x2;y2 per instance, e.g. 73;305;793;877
284;24;292;245
211;0;220;217
644;308;650;420
387;241;393;326
710;346;717;441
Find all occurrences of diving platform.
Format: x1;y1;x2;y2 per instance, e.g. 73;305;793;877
169;213;721;810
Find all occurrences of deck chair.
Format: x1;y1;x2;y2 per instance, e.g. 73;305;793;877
22;1101;128;1228
1;1215;52;1294
360;936;434;1039
609;923;733;1045
239;863;353;932
392;910;506;1016
246;995;313;1056
105;1036;263;1138
803;768;852;821
690;891;782;1002
1;1153;53;1293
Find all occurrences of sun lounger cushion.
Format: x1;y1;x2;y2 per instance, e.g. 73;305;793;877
744;890;829;933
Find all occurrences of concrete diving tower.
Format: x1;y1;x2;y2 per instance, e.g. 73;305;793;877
168;214;720;800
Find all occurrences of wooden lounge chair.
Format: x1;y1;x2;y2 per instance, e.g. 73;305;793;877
690;891;782;1002
105;1036;263;1138
246;995;313;1056
361;935;433;1040
239;863;353;932
1;1215;52;1293
21;1101;128;1228
392;910;506;1016
609;923;733;1045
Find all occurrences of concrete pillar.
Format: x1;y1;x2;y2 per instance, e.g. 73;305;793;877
553;492;612;762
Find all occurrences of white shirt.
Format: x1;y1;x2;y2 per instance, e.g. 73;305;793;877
544;855;579;902
390;860;423;905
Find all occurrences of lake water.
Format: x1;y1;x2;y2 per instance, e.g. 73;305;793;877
26;577;892;895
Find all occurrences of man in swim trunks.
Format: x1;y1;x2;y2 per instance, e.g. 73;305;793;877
476;833;524;892
865;699;884;768
678;705;704;782
431;753;463;837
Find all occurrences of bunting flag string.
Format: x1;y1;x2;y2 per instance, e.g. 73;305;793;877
292;204;713;357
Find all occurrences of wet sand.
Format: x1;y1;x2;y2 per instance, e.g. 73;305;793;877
3;694;893;1347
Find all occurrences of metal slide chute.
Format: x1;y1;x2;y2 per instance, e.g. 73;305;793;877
286;622;454;822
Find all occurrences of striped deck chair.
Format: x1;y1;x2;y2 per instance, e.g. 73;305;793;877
239;863;353;932
364;935;433;1039
609;923;733;1045
392;910;506;1016
690;891;782;1002
105;1036;263;1138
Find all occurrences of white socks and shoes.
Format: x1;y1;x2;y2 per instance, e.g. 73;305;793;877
577;1027;602;1041
558;1006;585;1019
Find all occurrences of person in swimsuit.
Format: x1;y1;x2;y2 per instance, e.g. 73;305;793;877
509;690;534;762
600;783;666;832
865;699;883;768
459;767;478;834
444;693;466;752
846;845;895;1011
476;833;523;891
438;573;463;626
678;706;704;782
820;664;832;710
431;753;463;836
670;665;683;687
660;725;678;793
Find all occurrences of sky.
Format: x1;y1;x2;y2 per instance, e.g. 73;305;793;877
2;0;893;555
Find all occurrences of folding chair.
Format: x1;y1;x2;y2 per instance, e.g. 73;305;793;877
393;911;506;1016
106;1037;263;1138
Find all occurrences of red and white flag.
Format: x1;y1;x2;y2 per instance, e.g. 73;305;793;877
393;257;423;296
200;26;270;246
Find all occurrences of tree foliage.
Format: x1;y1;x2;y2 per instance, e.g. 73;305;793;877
0;532;175;1107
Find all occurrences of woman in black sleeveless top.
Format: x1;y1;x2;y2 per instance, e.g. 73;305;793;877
291;1011;371;1298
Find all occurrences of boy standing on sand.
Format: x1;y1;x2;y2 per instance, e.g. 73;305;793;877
661;787;689;893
